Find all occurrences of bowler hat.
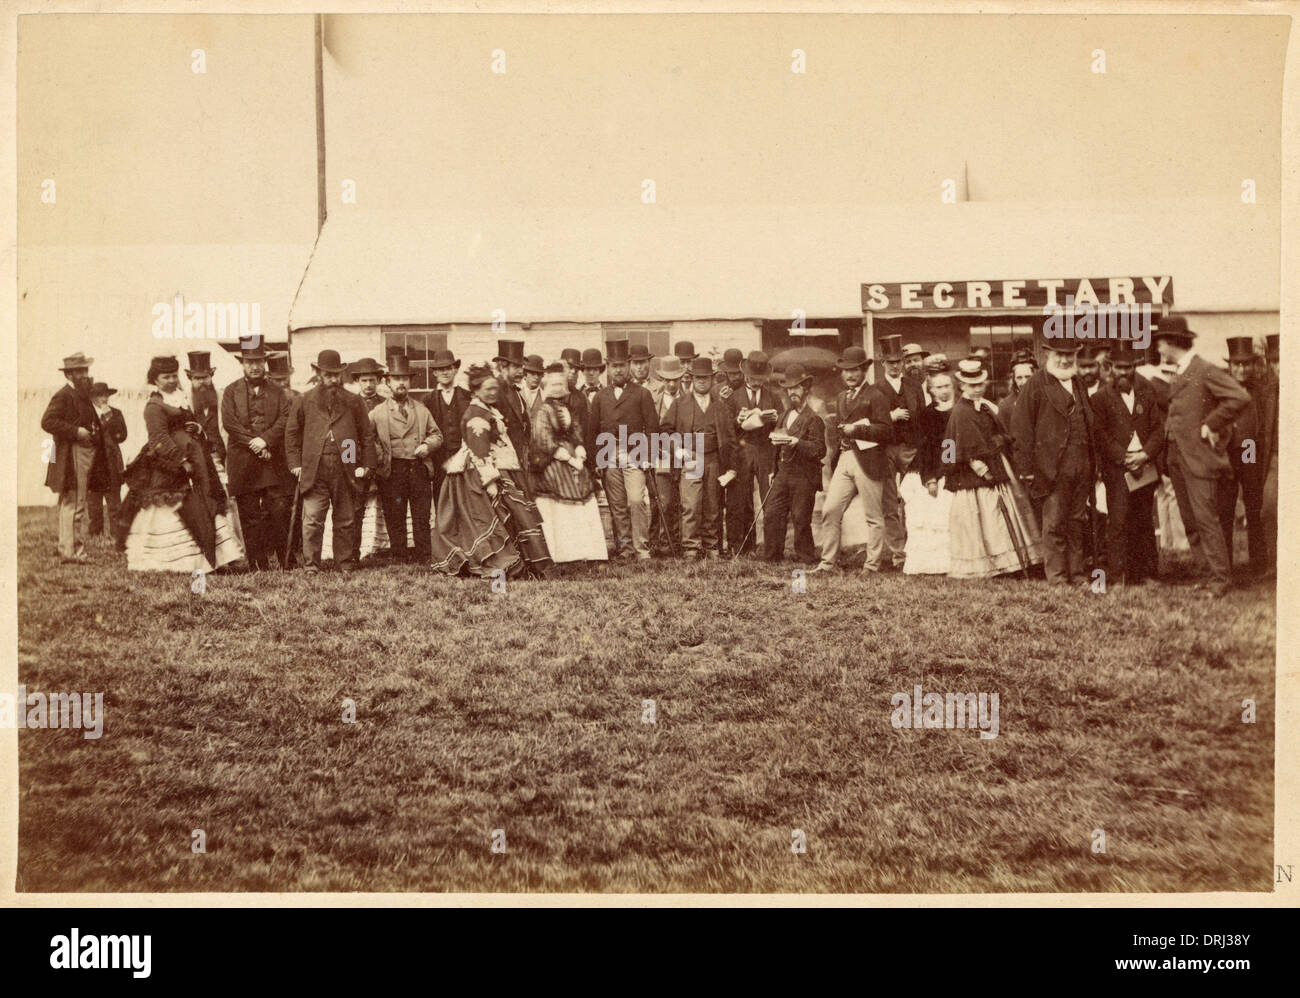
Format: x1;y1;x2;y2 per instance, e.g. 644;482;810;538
1152;315;1195;346
955;358;989;385
720;348;745;374
59;352;93;372
779;363;814;389
606;339;631;363
878;334;905;362
1225;337;1258;363
673;341;698;362
743;351;770;377
267;353;293;376
185;351;215;375
349;357;385;377
523;354;545;375
690;356;714;379
902;342;929;360
88;382;117;397
655;356;686;380
494;340;525;365
560;348;581;367
386;354;413;377
312;349;346;374
628;343;653;361
836;345;872;370
580;347;606;370
429;349;460;371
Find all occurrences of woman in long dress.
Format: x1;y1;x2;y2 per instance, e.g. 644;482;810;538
945;358;1043;579
430;363;554;579
530;364;609;563
901;370;956;575
121;356;245;573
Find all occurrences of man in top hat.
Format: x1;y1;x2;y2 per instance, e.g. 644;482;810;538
86;382;127;539
1261;333;1280;574
815;345;893;574
1217;336;1270;577
185;351;226;466
586;338;659;559
370;354;442;563
221;341;295;570
267;353;297;399
717;348;746;400
648;355;687;556
41;352;102;561
902;343;929;385
493;339;532;484
725;350;781;556
673;341;699;393
874;334;925;570
663;356;737;559
763;363;826;564
425;348;472;499
1086;338;1166;586
1152;316;1249;595
1010;328;1097;586
285;349;377;572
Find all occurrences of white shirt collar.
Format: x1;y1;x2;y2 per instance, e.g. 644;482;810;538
1175;350;1196;375
885;374;902;393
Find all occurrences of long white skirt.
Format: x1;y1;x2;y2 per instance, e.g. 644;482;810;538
900;472;952;575
321;493;406;560
947;484;1042;580
535;495;609;563
126;503;244;573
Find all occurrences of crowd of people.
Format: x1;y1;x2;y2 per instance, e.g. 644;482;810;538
39;315;1278;594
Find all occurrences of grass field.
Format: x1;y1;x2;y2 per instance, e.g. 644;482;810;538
14;507;1275;893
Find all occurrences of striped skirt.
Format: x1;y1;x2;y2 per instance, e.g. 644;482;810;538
947;483;1042;580
126;502;244;573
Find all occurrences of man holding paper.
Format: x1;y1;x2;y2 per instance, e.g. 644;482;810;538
663;356;736;559
726;351;782;556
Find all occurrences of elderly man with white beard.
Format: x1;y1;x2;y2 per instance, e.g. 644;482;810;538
1011;332;1097;586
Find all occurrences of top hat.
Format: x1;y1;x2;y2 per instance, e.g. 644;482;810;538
1225;337;1258;364
878;334;905;362
955;357;989;385
494;340;525;365
902;342;929;360
690;356;714;379
779;363;814;389
267;353;293;376
185;351;215;375
386;354;414;378
1152;315;1195;346
523;354;545;375
673;341;698;362
1266;334;1280;362
350;357;385;377
88;382;117;397
655;356;686;380
743;351;770;377
59;352;93;371
429;349;460;371
836;345;872;370
628;343;654;362
1109;339;1145;367
605;339;631;363
560;348;582;367
720;348;745;374
238;341;268;362
923;352;950;373
580;347;606;370
1036;322;1083;354
312;349;346;374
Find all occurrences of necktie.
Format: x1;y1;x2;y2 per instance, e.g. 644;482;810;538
398;401;409;420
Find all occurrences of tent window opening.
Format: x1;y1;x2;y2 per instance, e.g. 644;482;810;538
969;324;1034;391
382;327;450;390
603;323;671;358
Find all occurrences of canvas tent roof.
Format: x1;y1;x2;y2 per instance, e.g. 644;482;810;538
287;199;1278;330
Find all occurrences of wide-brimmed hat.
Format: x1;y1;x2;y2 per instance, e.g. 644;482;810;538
1266;334;1279;362
780;363;814;389
494;340;525;365
743;351;771;377
523;354;545;375
386;354;414;378
349;357;385;377
1225;337;1258;363
606;339;631;363
238;342;268;362
655;356;686;380
720;348;745;374
673;341;698;362
429;349;460;371
878;334;905;362
955;358;989;385
690;356;714;379
312;349;346;374
59;352;93;372
267;353;293;376
1152;315;1195;346
836;346;872;370
628;343;653;362
185;351;215;375
560;348;581;367
88;382;117;397
902;342;929;360
580;347;606;370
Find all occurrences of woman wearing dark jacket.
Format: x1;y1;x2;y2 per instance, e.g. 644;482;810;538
901;371;956;575
944;359;1042;579
120;356;244;572
530;363;607;563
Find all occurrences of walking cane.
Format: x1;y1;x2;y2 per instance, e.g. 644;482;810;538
284;479;302;569
645;464;680;559
995;453;1031;579
731;473;774;560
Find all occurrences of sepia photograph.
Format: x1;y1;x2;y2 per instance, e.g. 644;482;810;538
5;3;1290;902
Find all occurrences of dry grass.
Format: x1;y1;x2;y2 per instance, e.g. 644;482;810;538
15;508;1274;893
